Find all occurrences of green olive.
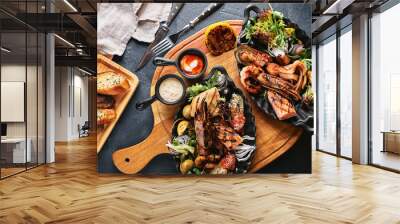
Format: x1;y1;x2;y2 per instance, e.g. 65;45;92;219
180;159;194;174
182;105;192;119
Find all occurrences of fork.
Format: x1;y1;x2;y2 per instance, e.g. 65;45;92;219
151;3;223;56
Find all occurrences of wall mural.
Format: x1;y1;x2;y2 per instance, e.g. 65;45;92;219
97;3;313;175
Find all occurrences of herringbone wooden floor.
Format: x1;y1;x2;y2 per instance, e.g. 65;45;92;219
0;136;399;224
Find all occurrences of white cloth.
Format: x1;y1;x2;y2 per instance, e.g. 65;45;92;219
98;3;172;56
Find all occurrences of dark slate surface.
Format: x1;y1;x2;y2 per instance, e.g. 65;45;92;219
98;3;312;174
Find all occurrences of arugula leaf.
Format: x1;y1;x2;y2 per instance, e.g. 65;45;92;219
244;10;288;50
186;73;220;102
187;83;208;102
205;73;219;88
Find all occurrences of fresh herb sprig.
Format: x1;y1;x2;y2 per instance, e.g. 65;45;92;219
187;73;220;102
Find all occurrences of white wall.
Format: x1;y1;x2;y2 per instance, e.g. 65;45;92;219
55;66;69;141
54;66;89;141
1;64;41;138
72;73;89;138
1;63;46;164
1;65;25;139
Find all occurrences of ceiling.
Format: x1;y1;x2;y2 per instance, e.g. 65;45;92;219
0;0;394;71
311;0;390;42
0;0;99;72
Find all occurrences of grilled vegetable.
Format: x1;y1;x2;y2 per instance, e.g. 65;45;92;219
180;159;194;174
195;156;207;168
177;120;189;136
166;141;195;156
182;105;192;119
205;22;237;55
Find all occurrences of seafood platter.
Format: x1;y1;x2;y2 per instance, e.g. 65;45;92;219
112;4;312;175
169;67;256;174
236;5;313;131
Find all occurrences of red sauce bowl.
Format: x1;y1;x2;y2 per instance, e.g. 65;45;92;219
153;48;208;80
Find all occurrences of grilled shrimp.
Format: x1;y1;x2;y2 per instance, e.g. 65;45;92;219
214;121;243;151
239;65;263;94
229;94;246;132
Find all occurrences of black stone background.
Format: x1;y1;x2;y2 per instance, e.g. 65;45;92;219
97;3;312;174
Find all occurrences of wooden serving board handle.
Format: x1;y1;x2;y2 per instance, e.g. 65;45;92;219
112;123;170;174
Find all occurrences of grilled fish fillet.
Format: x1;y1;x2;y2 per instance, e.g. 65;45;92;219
257;73;302;102
267;91;297;120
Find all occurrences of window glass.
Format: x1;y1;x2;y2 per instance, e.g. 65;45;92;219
317;36;337;154
371;3;400;171
0;1;46;178
1;30;28;178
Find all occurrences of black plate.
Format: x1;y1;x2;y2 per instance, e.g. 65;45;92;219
236;4;314;133
171;66;256;174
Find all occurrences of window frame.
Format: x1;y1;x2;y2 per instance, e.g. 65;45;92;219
315;24;353;161
367;1;400;173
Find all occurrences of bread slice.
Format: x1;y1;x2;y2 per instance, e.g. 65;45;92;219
97;109;116;125
97;71;130;95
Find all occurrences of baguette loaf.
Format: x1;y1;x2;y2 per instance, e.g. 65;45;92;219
97;71;130;95
97;109;116;125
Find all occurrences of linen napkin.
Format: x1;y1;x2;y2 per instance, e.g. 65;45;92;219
98;3;172;56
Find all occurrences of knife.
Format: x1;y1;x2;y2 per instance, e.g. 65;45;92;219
135;3;184;71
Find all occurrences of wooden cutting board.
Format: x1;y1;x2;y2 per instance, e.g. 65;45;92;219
97;55;139;153
112;20;303;174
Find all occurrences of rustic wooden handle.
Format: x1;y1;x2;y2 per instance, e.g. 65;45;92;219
112;123;170;174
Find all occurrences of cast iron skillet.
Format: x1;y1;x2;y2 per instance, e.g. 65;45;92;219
236;4;314;133
153;48;208;80
171;66;256;174
136;74;187;111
